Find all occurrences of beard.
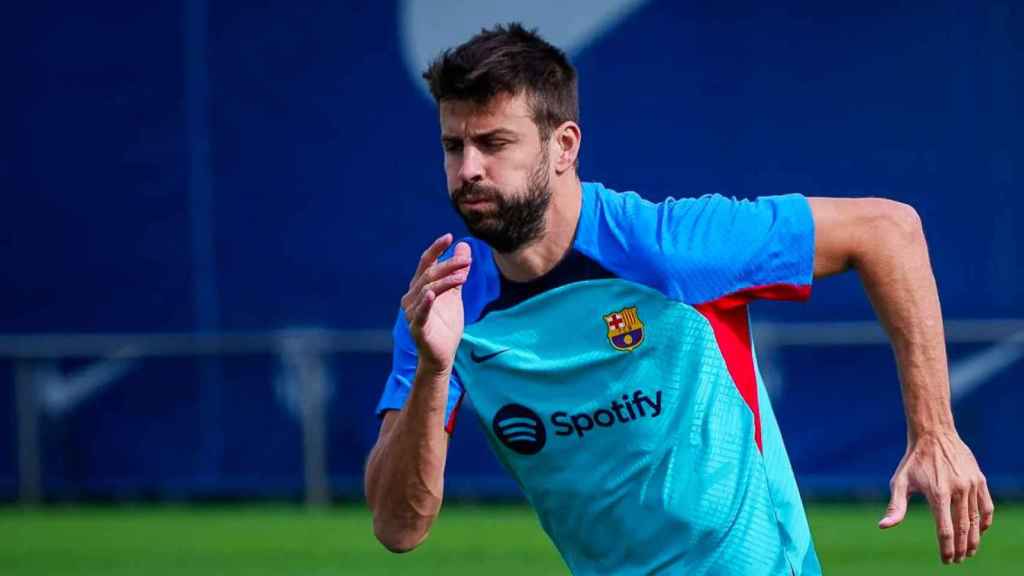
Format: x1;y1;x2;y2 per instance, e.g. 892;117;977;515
449;149;552;254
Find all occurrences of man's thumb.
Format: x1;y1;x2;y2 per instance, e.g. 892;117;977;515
878;477;908;529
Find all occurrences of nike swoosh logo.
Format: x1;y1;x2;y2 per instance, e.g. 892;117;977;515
470;349;510;363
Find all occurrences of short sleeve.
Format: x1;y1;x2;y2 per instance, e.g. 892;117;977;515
664;193;815;304
577;184;815;305
375;309;465;433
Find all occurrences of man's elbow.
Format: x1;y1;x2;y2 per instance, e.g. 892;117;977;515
372;514;433;553
811;197;926;277
873;198;924;243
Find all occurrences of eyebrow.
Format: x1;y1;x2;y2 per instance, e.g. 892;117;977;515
441;128;519;143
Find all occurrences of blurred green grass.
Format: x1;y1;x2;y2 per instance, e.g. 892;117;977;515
1;502;1020;575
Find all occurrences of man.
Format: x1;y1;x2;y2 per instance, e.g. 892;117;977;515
365;23;993;574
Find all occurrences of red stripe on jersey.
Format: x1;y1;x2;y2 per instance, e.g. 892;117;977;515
694;299;762;452
694;282;809;452
445;389;465;434
706;283;811;310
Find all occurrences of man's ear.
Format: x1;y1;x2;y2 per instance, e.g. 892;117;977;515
552;121;581;174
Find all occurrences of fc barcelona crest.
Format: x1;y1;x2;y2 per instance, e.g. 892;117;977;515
603;306;645;352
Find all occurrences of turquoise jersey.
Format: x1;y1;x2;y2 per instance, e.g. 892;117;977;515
377;182;822;575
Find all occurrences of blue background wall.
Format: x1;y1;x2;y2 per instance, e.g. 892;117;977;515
1;0;1021;499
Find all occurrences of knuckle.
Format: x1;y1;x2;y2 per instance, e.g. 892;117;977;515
939;530;954;541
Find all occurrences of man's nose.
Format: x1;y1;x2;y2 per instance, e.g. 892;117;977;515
457;146;485;184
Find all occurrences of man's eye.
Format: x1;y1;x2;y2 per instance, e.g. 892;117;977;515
443;142;462;153
483;140;509;151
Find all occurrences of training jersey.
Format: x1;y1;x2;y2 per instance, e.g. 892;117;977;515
377;182;822;575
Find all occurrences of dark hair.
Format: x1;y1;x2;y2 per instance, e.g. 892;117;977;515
422;23;579;141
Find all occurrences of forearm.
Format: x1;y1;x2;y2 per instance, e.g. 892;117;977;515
365;365;451;551
812;197;992;561
852;202;955;439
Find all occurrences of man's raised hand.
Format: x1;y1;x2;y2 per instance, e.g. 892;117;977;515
400;233;472;375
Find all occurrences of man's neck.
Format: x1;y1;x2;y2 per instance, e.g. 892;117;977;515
493;176;583;283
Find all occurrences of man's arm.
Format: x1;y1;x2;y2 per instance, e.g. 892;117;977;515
365;371;451;552
808;197;994;565
364;234;472;552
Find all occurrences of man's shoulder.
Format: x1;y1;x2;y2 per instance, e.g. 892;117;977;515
583;181;654;211
580;181;710;247
582;181;727;228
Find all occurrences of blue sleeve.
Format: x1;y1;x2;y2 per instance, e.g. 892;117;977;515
578;186;815;304
375;308;465;432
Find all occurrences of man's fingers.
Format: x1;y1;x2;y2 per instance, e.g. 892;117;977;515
418;254;471;289
422;269;469;300
452;241;472;261
413;233;454;280
953;489;970;562
409;239;470;299
403;239;471;329
967;485;981;557
408;270;468;329
879;475;909;529
426;242;472;285
410;287;435;328
928;491;955;564
979;477;995;533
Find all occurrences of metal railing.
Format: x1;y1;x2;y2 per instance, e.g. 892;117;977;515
2;329;390;508
3;319;1023;506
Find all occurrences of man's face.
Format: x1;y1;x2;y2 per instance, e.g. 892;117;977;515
440;92;552;253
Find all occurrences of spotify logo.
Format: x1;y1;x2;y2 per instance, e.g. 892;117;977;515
492;404;546;455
